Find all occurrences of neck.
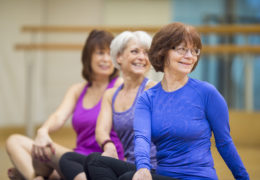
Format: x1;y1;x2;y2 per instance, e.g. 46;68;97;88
122;73;145;90
91;75;110;88
161;71;188;92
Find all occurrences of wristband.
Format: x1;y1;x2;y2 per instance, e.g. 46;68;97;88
101;139;114;151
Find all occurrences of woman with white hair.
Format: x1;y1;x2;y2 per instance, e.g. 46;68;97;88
59;31;157;180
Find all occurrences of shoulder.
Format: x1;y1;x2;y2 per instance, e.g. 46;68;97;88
103;87;118;103
60;82;86;103
113;77;124;88
139;81;161;104
188;78;225;104
69;82;86;90
144;80;157;91
144;81;161;94
67;82;86;97
188;78;218;95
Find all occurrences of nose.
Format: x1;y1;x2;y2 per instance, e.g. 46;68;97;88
138;51;148;60
184;49;193;58
104;53;111;62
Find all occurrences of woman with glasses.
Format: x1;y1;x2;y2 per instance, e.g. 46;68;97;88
131;22;249;180
85;22;249;180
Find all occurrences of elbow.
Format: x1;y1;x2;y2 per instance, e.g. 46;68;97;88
215;139;233;149
95;126;111;146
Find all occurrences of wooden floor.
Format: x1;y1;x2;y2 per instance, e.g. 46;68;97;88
1;141;259;180
0;127;76;180
1;111;260;179
1;131;260;179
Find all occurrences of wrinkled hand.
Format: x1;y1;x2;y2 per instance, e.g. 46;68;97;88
132;168;152;180
32;129;55;162
101;143;118;159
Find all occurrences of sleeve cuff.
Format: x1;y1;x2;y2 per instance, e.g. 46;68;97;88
136;164;151;171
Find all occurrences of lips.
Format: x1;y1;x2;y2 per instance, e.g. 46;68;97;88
178;61;192;66
179;60;191;64
98;64;111;70
132;62;146;67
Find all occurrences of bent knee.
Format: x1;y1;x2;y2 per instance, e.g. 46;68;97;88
59;152;75;172
74;172;87;180
85;152;101;165
84;152;101;173
60;152;76;162
60;152;86;170
5;134;25;153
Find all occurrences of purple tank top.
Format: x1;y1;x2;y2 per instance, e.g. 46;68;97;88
112;78;157;168
72;77;124;160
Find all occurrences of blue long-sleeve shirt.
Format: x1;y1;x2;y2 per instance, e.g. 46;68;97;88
134;77;249;180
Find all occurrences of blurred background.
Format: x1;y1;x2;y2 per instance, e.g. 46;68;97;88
0;0;259;179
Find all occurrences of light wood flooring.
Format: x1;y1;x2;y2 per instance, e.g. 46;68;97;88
1;111;260;180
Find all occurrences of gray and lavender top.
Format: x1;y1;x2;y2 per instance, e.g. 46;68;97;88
112;78;157;169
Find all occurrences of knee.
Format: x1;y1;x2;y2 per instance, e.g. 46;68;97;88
84;152;101;167
83;152;101;174
85;152;100;163
59;152;77;172
60;152;73;166
5;134;23;154
60;151;80;165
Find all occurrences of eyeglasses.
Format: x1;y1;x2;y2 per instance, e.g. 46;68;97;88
173;47;200;56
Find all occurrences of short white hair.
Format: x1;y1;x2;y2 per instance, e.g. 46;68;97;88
110;31;152;69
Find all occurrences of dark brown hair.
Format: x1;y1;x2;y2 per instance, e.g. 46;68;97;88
81;30;118;84
149;22;202;72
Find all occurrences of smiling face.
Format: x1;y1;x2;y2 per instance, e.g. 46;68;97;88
117;39;150;76
165;42;198;76
91;47;114;78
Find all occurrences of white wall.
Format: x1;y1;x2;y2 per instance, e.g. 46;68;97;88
103;0;171;26
0;0;170;128
0;0;45;127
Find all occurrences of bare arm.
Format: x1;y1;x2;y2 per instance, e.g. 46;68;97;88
38;83;83;133
95;88;119;159
32;83;85;161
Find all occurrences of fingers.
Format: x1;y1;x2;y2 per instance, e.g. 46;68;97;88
46;143;56;155
32;144;42;160
32;144;36;158
32;143;55;162
33;145;45;161
42;147;51;161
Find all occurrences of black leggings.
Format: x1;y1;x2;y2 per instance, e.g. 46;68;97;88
84;152;177;180
59;152;87;180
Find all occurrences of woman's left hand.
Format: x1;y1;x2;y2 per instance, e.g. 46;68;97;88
132;168;152;180
101;142;118;159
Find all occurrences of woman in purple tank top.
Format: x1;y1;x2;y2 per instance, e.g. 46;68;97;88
82;31;158;179
6;30;124;180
